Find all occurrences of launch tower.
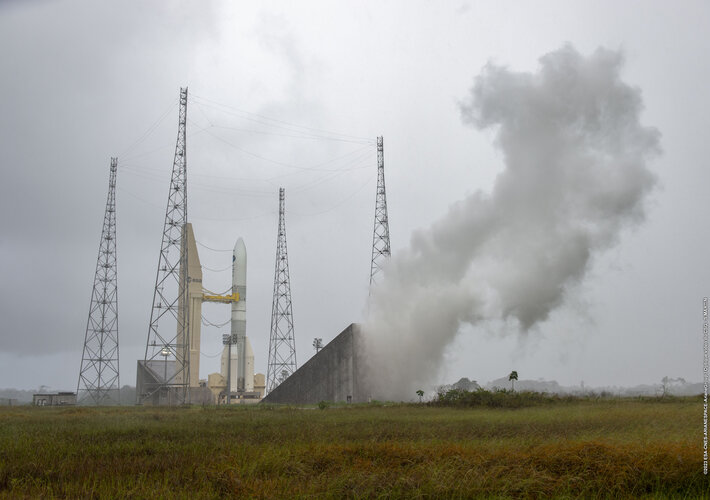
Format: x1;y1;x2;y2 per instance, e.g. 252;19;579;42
138;87;190;405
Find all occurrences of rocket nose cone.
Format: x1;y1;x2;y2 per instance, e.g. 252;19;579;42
232;238;247;270
233;238;247;284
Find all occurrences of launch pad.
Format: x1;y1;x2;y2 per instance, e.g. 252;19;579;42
136;223;264;405
122;89;387;407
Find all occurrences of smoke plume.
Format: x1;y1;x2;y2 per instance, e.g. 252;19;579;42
362;45;660;400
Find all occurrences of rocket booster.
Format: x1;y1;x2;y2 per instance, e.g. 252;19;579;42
232;238;247;392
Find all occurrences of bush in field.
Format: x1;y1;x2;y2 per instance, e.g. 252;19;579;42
431;387;578;408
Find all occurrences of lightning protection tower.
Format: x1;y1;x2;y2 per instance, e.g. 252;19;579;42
77;157;120;405
369;136;391;288
139;87;190;405
266;188;297;394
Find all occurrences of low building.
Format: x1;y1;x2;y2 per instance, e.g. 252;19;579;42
33;392;76;406
208;371;265;405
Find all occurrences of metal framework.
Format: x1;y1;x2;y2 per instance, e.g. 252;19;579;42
77;157;120;405
369;136;391;287
139;87;190;405
266;188;297;393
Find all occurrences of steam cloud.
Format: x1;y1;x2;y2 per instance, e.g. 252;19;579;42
362;45;660;400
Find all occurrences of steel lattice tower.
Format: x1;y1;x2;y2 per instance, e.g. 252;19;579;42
77;157;120;405
139;87;190;405
369;136;391;287
266;188;297;394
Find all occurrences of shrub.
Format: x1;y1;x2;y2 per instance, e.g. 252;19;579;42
431;388;578;408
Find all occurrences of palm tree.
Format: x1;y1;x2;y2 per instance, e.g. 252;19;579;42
661;376;669;396
508;371;518;391
416;389;424;403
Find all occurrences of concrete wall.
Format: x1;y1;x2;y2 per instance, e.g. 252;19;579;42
189;386;215;405
136;360;179;405
262;324;370;404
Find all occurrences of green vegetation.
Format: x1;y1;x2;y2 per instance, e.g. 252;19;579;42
0;396;704;498
432;387;623;408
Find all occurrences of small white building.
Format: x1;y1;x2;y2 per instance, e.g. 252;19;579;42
33;392;76;406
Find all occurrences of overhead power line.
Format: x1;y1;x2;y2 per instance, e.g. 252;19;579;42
190;94;373;143
119;99;178;158
201;263;232;272
196;241;233;252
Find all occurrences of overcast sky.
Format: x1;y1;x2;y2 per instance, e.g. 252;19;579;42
0;0;708;393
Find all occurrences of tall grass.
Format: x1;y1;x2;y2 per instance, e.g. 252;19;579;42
0;397;704;498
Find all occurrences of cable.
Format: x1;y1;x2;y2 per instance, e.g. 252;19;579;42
190;119;374;176
200;127;305;170
288;150;373;193
199;126;376;174
118;99;178;158
208;124;373;145
118;166;165;184
195;241;233;252
190;210;276;223
264;143;373;178
202;286;232;296
291;174;375;217
126;157;271;183
190;94;373;142
192;100;360;143
202;263;232;272
120;164;276;200
193;98;215;127
115;186;164;211
201;316;230;328
187;178;274;198
121;127;208;162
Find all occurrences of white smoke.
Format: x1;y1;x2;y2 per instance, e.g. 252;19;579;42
362;45;660;400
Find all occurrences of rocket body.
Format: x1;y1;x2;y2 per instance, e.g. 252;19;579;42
232;238;248;392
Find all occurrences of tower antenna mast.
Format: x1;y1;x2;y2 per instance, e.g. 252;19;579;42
369;136;391;288
77;157;120;405
139;87;190;405
266;188;297;394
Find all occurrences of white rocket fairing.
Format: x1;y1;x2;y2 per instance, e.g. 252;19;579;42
230;238;253;393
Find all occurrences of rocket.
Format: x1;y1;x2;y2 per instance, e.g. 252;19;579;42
232;238;247;392
220;237;255;398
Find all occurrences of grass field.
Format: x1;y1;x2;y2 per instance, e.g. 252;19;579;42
0;396;705;498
